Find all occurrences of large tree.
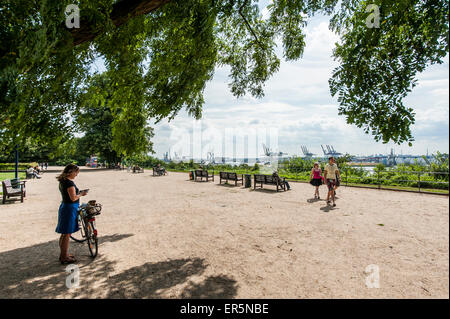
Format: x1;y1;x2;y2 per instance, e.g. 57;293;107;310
0;0;448;156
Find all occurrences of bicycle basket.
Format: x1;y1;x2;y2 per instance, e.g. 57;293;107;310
86;202;102;216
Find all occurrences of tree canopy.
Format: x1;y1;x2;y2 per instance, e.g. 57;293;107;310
75;73;154;161
0;0;448;156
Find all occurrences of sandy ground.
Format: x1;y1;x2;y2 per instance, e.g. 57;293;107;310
0;169;448;299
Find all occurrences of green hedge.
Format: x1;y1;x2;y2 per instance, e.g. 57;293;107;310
0;162;38;170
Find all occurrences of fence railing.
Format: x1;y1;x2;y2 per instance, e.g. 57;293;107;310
274;167;448;194
339;170;449;193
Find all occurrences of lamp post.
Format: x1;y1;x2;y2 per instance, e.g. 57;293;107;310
15;144;19;179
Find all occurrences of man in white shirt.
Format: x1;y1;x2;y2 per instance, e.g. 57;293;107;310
323;157;340;206
27;166;41;179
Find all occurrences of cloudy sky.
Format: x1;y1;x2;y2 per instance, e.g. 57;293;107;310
150;9;449;159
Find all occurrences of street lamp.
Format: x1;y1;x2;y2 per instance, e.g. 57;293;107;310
15;144;19;179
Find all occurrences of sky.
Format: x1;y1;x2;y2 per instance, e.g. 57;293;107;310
92;4;449;159
150;12;449;159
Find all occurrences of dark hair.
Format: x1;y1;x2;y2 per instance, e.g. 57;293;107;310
56;164;79;182
328;156;335;161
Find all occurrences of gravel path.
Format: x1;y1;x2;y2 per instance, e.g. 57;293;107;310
0;169;448;298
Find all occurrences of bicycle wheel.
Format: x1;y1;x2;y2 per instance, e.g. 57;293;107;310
85;220;98;258
70;216;87;243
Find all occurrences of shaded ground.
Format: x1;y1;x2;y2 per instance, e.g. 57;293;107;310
0;170;448;298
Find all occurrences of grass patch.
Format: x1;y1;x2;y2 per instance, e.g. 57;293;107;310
0;172;26;180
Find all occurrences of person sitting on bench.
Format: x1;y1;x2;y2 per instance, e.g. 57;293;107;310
272;171;290;190
157;164;167;175
27;166;41;179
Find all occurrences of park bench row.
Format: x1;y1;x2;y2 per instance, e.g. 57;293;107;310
192;170;287;192
127;166;167;175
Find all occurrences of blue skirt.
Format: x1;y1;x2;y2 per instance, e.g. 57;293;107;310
55;202;80;234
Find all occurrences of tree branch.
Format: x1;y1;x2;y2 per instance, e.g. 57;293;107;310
69;0;172;46
237;0;263;48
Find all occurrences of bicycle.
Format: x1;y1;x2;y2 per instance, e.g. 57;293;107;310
70;200;102;258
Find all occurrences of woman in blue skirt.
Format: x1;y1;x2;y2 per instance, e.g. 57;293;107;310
55;164;88;264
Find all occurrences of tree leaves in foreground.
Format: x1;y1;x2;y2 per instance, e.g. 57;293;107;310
329;0;449;145
0;0;448;156
75;73;154;159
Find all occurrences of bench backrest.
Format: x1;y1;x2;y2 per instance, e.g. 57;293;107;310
195;170;209;177
265;175;276;184
254;174;279;184
220;172;238;180
228;172;237;179
254;174;266;183
3;179;12;188
219;172;228;179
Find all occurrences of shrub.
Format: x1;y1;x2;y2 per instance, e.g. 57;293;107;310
0;162;38;170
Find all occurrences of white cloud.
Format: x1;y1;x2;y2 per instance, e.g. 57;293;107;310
152;15;449;158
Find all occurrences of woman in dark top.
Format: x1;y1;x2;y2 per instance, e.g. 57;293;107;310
55;164;87;264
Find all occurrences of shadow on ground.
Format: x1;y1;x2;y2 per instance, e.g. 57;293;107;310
320;205;339;212
0;233;238;298
215;183;244;189
0;234;132;298
250;188;285;194
105;259;237;298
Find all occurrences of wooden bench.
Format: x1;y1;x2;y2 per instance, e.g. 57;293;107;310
195;170;214;182
219;172;243;186
2;179;27;204
253;174;287;192
132;166;144;173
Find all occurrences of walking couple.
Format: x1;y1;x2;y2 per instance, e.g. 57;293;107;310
309;157;341;207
